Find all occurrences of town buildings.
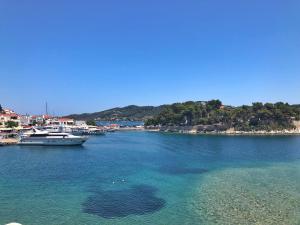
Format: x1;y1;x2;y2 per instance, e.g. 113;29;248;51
0;109;21;128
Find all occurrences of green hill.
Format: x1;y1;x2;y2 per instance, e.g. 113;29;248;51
145;100;300;131
67;105;167;121
67;100;300;131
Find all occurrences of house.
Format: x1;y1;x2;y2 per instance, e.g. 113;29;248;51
43;115;53;125
49;118;75;126
75;120;87;127
30;115;44;125
58;118;75;125
20;115;31;126
110;124;120;129
2;108;16;114
28;115;53;125
0;113;21;128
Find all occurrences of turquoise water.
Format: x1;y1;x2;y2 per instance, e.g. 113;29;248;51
0;132;300;225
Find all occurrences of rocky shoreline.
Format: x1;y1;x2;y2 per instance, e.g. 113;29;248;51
145;125;300;136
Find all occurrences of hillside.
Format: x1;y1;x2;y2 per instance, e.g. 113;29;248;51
67;105;167;121
145;100;300;131
67;100;300;131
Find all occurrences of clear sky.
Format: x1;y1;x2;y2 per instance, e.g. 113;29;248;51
0;0;299;115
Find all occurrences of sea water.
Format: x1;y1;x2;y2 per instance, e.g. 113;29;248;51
0;132;299;225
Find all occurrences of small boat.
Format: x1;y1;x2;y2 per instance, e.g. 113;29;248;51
87;126;105;135
71;126;105;136
19;129;88;146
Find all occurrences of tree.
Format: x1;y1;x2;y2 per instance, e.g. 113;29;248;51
5;121;18;128
86;120;96;126
207;100;222;110
252;102;264;112
0;104;3;113
145;99;300;131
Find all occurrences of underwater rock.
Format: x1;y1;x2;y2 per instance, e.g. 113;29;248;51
82;184;166;218
192;164;300;225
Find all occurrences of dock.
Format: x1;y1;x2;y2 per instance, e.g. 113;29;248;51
0;138;19;146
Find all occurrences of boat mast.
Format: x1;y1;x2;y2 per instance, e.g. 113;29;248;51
45;101;48;115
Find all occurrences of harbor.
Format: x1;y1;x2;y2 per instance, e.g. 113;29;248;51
0;107;144;146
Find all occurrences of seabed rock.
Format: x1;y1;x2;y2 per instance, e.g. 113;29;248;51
191;163;300;225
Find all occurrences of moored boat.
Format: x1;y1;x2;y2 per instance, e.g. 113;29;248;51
19;129;88;146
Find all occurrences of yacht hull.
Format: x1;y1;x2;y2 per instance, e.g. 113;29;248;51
19;137;87;146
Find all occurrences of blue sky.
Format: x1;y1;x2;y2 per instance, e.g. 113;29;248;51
0;0;299;115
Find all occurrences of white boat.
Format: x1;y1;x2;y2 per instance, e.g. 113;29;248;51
19;129;88;146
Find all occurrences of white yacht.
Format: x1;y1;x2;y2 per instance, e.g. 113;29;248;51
19;129;88;146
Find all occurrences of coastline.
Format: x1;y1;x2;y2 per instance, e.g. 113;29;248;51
145;126;300;136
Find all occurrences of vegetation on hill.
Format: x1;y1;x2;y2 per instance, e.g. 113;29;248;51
67;105;167;121
145;100;300;131
86;120;96;126
67;100;300;131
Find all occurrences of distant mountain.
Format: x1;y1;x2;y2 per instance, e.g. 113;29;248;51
67;105;167;121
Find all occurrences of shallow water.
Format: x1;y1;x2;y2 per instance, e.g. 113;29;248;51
0;132;300;225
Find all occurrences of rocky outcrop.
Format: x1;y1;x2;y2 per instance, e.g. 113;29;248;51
158;124;228;134
293;120;300;131
146;122;300;135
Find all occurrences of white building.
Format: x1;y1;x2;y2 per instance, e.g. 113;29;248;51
20;115;31;126
49;118;75;126
75;120;87;127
